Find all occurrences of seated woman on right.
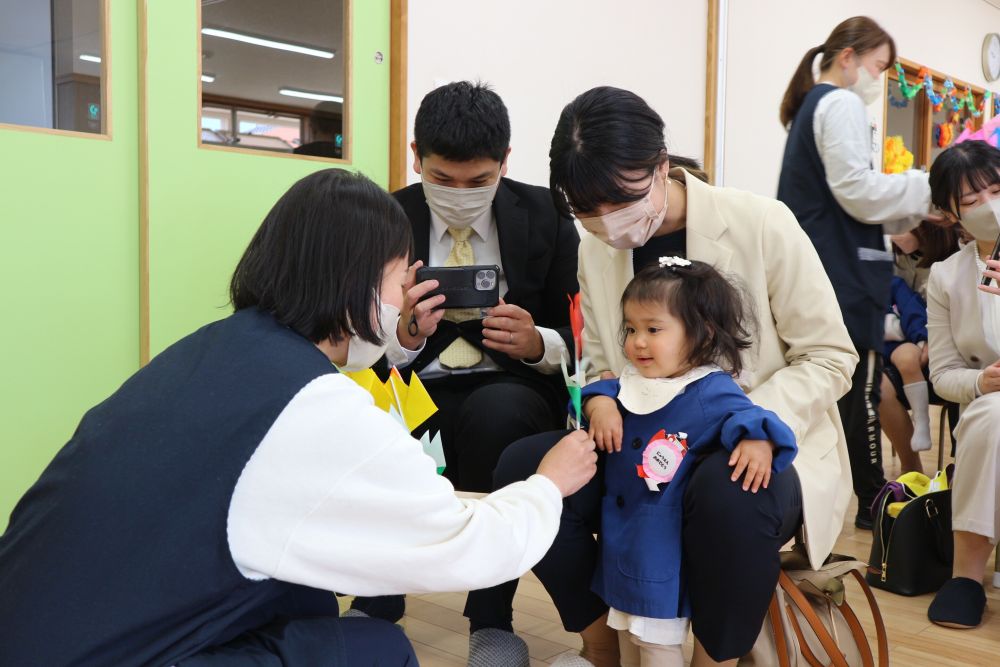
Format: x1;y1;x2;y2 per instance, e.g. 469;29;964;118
925;140;1000;629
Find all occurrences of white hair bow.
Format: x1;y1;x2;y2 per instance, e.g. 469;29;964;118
658;256;692;268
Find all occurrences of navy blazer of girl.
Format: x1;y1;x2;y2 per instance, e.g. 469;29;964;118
579;371;798;619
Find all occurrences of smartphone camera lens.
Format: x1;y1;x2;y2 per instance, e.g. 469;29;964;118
476;271;486;280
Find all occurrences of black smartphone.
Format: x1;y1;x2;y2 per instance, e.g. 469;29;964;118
416;265;501;310
983;234;1000;287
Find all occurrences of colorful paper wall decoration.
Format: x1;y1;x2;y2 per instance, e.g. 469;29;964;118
955;113;1000;148
893;62;994;117
346;367;446;473
934;122;954;148
883;135;914;174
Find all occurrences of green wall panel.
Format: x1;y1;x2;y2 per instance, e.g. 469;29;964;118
145;0;391;355
0;0;391;530
0;1;140;530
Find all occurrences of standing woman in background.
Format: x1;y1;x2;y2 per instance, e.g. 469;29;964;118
777;16;936;530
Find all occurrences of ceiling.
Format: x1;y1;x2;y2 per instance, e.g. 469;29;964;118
201;0;346;112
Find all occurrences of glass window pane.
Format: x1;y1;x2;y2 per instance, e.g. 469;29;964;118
235;109;301;152
199;0;346;159
0;0;106;134
886;81;919;168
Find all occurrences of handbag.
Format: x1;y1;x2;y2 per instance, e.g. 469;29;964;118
740;544;889;667
866;471;953;596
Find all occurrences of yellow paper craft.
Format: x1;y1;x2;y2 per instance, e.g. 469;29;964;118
883;135;914;174
346;367;444;474
403;372;437;433
386;366;410;410
344;368;393;412
346;366;437;432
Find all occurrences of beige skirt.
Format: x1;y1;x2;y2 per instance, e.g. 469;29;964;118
952;392;1000;543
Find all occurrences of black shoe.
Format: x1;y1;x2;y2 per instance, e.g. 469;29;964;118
929;577;987;628
350;595;406;623
854;511;873;530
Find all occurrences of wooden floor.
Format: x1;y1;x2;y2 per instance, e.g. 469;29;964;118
352;406;1000;665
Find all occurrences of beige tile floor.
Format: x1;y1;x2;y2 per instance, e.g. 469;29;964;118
346;406;1000;666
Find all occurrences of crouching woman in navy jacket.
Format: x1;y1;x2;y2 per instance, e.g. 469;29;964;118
0;169;597;667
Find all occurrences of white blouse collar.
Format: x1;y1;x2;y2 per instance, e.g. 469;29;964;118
618;363;721;415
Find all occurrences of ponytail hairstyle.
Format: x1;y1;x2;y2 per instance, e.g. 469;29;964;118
780;16;897;128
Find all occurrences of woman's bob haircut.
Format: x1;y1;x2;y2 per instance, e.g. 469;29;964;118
929;140;1000;220
230;168;413;344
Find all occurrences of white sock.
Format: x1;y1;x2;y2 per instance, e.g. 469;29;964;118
903;382;932;452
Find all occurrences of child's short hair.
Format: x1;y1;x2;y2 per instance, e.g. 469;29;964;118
621;258;756;376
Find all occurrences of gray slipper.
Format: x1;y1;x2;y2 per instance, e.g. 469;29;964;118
467;628;530;667
549;653;596;667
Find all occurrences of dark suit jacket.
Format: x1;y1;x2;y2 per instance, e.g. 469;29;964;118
393;178;580;394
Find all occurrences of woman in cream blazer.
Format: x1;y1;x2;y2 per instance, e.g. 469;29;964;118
925;140;1000;630
463;87;858;667
579;168;858;572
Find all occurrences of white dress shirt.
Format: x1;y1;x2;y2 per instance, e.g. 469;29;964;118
814;88;930;234
226;373;563;595
384;207;568;377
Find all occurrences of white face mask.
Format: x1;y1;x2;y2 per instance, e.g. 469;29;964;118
577;171;669;250
848;64;882;106
338;300;400;372
421;172;502;230
961;198;1000;242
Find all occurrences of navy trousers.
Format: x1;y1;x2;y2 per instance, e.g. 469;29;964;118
464;430;802;661
178;587;416;666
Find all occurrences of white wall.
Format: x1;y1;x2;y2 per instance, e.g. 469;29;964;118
723;0;1000;196
407;0;708;188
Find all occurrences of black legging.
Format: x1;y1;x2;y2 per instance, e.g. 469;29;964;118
464;430;803;661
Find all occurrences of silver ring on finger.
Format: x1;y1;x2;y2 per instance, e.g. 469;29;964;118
509;331;514;345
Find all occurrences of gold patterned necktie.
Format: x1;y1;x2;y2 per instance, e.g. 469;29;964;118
439;227;483;368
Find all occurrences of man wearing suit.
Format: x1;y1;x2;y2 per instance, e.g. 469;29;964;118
387;81;579;492
347;81;580;629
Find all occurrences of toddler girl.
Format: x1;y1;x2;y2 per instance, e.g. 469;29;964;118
581;257;798;666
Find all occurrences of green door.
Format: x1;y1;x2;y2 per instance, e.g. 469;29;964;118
0;0;139;530
0;0;392;529
143;0;391;357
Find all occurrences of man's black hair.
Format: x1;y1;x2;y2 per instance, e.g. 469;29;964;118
414;81;510;163
230;169;412;344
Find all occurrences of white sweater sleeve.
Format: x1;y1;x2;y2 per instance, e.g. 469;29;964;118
814;89;930;234
227;374;562;596
383;326;424;368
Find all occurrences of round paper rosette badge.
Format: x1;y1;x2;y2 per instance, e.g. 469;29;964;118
641;432;687;489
